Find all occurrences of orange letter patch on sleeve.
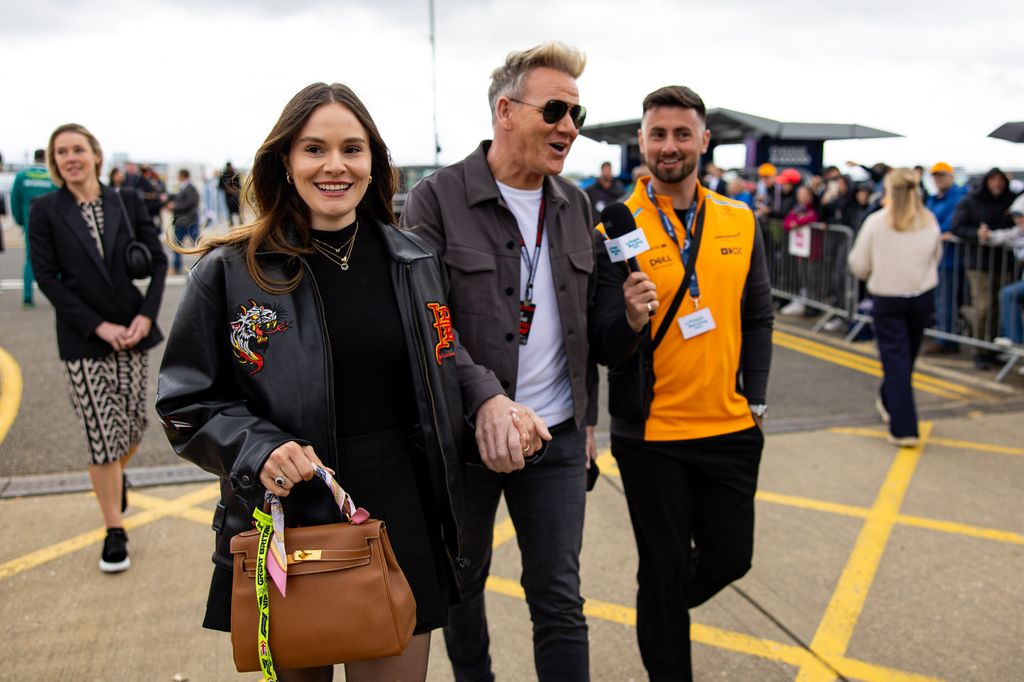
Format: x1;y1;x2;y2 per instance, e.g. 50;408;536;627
427;302;455;364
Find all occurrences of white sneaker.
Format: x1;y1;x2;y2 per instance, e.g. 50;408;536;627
993;337;1014;348
875;397;890;424
823;317;845;332
888;435;920;448
780;300;807;316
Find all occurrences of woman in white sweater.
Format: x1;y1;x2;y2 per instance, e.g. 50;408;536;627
848;168;942;447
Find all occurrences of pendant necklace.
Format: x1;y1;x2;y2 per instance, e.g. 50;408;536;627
311;221;359;271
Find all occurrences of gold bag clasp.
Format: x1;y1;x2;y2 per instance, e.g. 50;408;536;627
291;549;322;563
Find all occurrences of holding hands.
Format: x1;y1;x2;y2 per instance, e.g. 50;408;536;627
474;394;552;473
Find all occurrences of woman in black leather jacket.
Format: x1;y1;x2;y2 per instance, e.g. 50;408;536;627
156;83;542;682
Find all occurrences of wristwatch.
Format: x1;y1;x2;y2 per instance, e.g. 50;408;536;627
749;404;768;417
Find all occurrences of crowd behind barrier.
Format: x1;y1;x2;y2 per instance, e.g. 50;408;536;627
583;159;1024;382
765;219;1024;381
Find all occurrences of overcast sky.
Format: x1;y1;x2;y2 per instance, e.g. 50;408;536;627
2;0;1022;178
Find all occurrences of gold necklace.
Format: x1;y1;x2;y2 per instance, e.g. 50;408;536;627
310;221;359;271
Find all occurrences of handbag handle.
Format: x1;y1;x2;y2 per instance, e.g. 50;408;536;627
264;464;370;525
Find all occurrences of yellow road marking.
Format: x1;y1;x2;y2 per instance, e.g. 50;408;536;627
486;575;941;682
602;444;1022;546
595;450;618;476
797;422;933;681
775;331;985;398
757;490;869;518
0;483;220;581
492;517;517;549
774;331;987;401
130;490;215;525
830;426;1024;457
0;345;24;445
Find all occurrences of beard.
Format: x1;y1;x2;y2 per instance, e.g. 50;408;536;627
648;153;698;185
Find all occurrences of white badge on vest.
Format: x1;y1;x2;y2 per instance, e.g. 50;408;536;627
678;306;716;339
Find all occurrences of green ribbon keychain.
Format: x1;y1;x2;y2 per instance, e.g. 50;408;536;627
253;507;278;681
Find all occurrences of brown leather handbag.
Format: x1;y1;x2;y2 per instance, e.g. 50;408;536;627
229;466;416;675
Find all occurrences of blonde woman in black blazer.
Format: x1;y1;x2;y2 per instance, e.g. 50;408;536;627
29;123;168;573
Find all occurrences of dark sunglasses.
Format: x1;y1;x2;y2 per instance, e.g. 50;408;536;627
508;98;587;129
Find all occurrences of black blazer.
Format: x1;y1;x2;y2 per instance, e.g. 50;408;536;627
29;185;168;360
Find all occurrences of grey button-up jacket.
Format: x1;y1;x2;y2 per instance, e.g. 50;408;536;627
401;141;598;427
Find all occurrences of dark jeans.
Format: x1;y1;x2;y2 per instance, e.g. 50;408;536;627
172;222;200;271
444;421;588;682
612;427;764;682
873;291;934;438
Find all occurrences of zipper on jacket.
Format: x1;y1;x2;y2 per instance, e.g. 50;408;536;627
403;261;463;563
302;260;340;475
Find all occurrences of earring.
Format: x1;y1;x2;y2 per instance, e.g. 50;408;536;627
285;171;293;184
367;175;373;185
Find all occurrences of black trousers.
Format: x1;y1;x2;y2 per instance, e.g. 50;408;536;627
872;291;934;438
444;420;588;682
612;427;764;681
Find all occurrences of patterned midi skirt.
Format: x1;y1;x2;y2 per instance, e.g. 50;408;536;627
63;350;149;465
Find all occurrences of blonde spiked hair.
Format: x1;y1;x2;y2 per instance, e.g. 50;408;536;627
487;41;586;121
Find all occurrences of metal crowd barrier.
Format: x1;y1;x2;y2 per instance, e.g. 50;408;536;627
764;219;1024;382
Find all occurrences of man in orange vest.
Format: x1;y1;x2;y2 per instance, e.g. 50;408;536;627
591;85;774;681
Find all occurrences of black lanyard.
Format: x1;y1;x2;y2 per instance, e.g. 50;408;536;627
520;196;546;304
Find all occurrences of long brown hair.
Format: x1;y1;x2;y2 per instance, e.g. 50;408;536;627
884;168;928;232
186;83;397;294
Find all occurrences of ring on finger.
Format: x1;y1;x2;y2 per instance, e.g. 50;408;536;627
646;301;654;314
274;476;286;487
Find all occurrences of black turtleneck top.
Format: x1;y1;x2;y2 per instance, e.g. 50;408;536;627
306;220;418;438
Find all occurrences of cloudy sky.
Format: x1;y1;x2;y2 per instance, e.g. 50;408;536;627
2;0;1022;177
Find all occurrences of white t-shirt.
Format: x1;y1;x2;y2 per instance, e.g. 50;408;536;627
496;181;574;426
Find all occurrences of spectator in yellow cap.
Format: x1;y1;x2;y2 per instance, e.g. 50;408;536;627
754;163;778;219
923;162;967;354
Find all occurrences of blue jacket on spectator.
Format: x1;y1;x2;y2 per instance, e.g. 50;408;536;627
927;184;968;233
927;183;967;268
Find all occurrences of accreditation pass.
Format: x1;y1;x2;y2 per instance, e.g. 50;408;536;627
677;307;716;340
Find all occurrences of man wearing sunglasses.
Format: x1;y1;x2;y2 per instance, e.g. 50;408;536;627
402;41;596;681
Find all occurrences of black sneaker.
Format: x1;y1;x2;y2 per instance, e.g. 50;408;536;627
99;528;130;573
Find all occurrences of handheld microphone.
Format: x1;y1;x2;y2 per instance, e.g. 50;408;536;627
601;202;641;272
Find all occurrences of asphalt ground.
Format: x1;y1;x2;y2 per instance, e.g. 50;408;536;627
1;223;1022;680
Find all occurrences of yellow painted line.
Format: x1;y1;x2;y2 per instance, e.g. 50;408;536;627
0;483;219;581
129;490;214;525
798;422;932;682
830;427;1024;457
927;436;1024;457
599;449;1021;546
774;332;986;401
486;575;941;682
756;490;870;519
0;345;24;445
492;517;517;549
775;331;985;398
896;514;1024;545
595;450;618;477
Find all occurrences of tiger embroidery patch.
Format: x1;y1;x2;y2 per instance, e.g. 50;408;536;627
229;299;290;374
